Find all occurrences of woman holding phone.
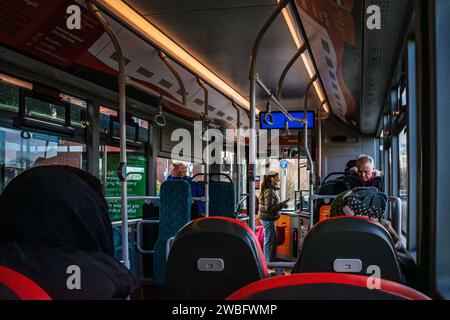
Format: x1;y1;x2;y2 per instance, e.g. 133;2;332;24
257;171;290;262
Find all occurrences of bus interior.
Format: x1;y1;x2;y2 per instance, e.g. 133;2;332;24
0;0;449;301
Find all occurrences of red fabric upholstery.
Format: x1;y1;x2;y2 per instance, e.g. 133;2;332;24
227;273;430;300
0;265;51;300
196;216;268;276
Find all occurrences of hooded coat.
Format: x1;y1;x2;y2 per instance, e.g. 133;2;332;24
0;166;137;299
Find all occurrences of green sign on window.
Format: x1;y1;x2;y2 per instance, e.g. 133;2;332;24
105;153;147;221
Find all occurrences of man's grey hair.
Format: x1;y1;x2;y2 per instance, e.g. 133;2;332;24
357;154;375;167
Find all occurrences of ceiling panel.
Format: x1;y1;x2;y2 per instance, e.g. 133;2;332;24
124;0;318;111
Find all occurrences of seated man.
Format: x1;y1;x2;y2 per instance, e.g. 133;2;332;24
167;163;205;217
347;154;384;192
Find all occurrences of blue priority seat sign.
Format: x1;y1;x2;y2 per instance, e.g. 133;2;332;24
280;160;289;169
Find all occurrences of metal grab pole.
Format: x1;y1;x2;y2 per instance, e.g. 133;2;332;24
87;0;129;269
197;78;209;217
256;76;305;125
316;100;327;189
249;0;291;231
275;43;308;100
231;101;241;208
303;74;318;227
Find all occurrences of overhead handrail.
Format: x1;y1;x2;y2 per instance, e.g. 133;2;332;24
275;43;308;100
158;51;187;106
255;75;305;125
248;0;291;231
87;0;129;269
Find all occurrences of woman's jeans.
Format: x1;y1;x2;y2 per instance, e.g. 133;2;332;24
261;220;277;262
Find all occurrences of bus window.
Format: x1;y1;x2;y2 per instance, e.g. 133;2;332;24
0;127;86;192
0;82;19;113
156;157;203;193
399;127;408;238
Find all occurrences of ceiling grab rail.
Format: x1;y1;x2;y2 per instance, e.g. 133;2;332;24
158;51;187;106
197;78;210;217
231;101;242;210
249;0;292;231
275;43;308;100
255;75;305;125
87;0;129;269
303;73;319;228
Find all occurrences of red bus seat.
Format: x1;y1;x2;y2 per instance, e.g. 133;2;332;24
227;273;430;300
0;265;51;300
164;217;268;299
293;216;404;283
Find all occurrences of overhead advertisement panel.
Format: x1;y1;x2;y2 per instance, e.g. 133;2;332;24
294;0;361;128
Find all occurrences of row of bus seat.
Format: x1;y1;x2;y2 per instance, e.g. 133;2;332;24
0;215;428;300
163;216;429;300
154;178;236;284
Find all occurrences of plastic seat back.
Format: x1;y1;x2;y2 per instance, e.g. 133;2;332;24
293;216;404;283
153;180;191;285
164;217;268;299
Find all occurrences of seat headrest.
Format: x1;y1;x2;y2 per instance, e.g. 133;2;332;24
174;217;268;276
293;216;403;283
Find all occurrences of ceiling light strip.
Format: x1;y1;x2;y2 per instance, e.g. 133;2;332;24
97;0;250;111
278;1;329;110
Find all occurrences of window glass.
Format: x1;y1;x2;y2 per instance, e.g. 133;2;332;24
0;127;86;192
156;157;204;194
399;127;408;235
0;82;19;112
256;157;309;210
60;93;88;127
25;96;66;123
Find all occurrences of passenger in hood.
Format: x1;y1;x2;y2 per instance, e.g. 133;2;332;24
0;165;137;299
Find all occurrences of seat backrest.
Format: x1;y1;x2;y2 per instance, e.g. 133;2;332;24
164;217;268;299
153;180;191;285
209;182;235;218
227;273;430;300
0;265;51;300
293;216;404;283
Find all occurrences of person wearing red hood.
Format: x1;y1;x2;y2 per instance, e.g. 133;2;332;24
347;154;384;192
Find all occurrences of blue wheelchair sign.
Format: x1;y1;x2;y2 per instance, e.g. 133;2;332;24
280;160;289;169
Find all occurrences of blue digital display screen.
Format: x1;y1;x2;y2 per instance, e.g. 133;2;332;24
259;111;315;129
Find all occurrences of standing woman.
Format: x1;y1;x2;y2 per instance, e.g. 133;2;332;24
258;171;290;262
